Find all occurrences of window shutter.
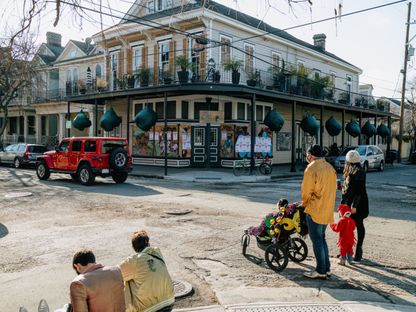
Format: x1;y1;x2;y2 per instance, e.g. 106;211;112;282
142;46;147;68
169;40;175;68
199;35;206;80
118;50;123;78
153;44;158;84
183;38;188;55
106;54;110;81
126;48;132;74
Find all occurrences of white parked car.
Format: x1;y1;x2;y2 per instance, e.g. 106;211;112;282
333;145;385;172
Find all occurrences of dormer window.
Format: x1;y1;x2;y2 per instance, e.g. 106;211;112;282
148;0;172;13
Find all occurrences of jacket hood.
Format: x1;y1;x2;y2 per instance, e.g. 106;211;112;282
143;246;163;259
338;204;351;217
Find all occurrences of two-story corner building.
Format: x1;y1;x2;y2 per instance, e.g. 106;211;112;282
61;0;393;169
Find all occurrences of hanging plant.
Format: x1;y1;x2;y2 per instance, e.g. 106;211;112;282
361;120;376;137
300;114;319;136
100;107;122;132
325;116;341;137
263;109;285;132
134;106;157;131
72;109;91;131
376;124;390;138
346;120;361;138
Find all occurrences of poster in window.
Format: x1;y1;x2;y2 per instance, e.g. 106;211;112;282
276;132;291;151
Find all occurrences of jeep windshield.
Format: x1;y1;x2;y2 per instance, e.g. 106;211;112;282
101;140;128;154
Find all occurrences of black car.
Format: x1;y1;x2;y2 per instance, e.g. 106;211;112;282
0;143;47;168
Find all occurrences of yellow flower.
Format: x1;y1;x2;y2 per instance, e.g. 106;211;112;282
274;228;280;234
269;230;275;236
270;219;275;225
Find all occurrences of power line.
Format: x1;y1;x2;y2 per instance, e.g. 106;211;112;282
233;0;408;43
55;0;399;95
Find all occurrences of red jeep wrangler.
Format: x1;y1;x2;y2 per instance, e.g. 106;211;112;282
36;137;132;185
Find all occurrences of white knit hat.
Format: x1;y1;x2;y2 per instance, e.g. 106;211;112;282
346;150;361;164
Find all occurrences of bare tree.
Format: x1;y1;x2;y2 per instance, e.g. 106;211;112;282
0;33;36;137
405;84;416;157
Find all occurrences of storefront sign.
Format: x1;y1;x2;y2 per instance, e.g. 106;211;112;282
200;111;224;124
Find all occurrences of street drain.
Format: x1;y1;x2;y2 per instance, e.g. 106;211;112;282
173;279;193;298
230;304;347;312
4;192;33;198
165;209;192;216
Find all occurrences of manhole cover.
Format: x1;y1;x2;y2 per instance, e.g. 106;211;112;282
4;192;33;198
165;209;192;216
231;304;347;312
173;279;193;298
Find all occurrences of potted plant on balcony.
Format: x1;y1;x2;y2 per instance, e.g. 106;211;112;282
96;78;107;92
77;80;86;94
213;70;221;83
162;66;173;84
291;65;310;96
310;75;330;99
175;55;191;83
224;59;243;84
136;67;150;87
126;73;135;88
246;70;260;87
270;59;287;92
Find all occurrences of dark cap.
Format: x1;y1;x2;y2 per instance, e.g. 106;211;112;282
307;145;323;157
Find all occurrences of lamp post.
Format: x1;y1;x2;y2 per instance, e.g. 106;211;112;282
398;2;412;163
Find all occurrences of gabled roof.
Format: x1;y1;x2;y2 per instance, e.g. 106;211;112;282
121;0;357;69
46;44;64;56
38;54;57;65
72;40;95;55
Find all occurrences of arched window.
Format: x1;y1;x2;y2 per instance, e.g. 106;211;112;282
95;64;102;78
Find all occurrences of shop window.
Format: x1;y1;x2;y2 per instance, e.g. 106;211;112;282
265;106;271;117
134;103;144;116
224;102;232;120
181;101;189;119
247;104;252;121
237;102;245;120
256;105;263;121
156;101;176;120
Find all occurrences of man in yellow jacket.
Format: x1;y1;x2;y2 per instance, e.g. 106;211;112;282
301;145;336;279
119;230;175;312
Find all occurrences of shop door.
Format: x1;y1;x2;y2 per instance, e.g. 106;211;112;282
191;126;220;168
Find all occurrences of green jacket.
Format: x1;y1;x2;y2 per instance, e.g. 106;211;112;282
119;247;175;312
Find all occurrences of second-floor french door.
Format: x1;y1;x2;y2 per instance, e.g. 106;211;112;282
110;52;118;91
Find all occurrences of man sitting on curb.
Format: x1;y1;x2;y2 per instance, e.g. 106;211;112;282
70;249;125;312
119;229;175;312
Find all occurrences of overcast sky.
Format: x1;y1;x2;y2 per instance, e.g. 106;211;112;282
0;0;413;99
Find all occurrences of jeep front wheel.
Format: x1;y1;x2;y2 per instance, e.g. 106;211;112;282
112;171;128;184
77;164;95;186
110;147;128;170
36;162;50;180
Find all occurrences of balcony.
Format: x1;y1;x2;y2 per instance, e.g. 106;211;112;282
31;66;388;113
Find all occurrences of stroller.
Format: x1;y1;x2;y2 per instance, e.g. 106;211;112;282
241;201;308;272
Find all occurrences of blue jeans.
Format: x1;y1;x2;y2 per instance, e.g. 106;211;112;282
306;214;330;274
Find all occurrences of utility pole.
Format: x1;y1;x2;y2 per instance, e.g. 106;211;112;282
398;2;411;163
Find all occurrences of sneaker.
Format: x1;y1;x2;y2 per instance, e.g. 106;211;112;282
326;271;332;278
304;270;327;279
338;258;346;266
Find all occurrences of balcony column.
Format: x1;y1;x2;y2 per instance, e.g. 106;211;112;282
23;114;28;142
342;109;345;149
59;113;66;141
290;101;297;172
374;115;378;145
358;112;362;145
35;114;41;144
320;106;324;148
89;110;95;137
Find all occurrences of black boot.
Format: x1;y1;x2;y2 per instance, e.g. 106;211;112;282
354;246;363;261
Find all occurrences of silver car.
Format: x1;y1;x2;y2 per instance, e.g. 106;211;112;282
333;145;385;172
0;143;47;168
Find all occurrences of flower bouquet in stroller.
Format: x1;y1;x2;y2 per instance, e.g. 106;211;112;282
241;199;309;271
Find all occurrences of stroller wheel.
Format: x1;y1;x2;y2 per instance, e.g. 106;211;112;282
287;237;308;262
241;234;250;256
265;243;288;272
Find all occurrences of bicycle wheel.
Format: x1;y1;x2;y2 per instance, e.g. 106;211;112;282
233;161;249;176
241;234;250;256
259;163;272;175
265;243;289;272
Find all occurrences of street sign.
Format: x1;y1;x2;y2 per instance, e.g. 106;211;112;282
65;121;72;129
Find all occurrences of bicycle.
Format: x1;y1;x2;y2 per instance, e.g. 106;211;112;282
258;156;273;175
232;157;273;176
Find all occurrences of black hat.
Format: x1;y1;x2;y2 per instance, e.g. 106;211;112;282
307;145;323;157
